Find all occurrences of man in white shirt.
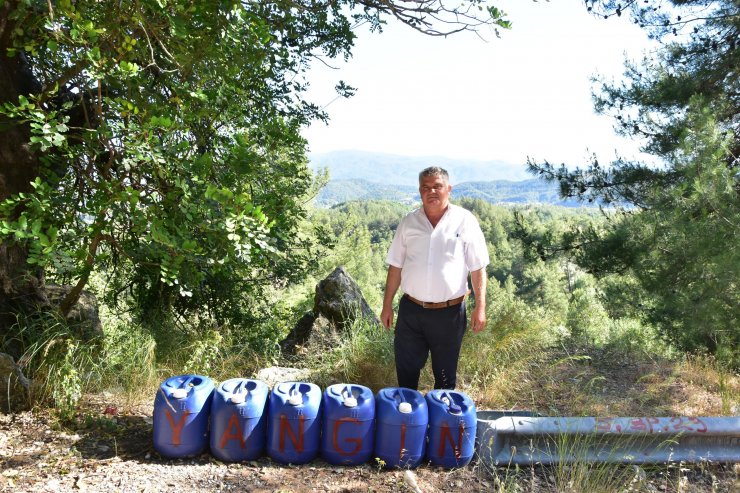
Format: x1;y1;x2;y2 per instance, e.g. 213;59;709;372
381;167;489;390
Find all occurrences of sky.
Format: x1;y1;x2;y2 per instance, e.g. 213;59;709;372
301;0;658;167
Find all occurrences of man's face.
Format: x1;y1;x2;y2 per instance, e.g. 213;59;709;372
419;174;451;210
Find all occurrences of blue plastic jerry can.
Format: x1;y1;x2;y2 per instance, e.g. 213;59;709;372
153;374;215;458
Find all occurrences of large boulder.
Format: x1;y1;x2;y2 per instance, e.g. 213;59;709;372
314;267;380;328
0;352;31;413
280;267;380;355
46;284;103;340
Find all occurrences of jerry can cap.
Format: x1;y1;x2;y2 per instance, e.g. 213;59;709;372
171;388;188;399
230;392;247;404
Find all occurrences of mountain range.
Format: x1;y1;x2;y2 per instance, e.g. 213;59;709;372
308;150;587;208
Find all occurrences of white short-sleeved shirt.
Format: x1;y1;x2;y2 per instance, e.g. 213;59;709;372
386;204;490;303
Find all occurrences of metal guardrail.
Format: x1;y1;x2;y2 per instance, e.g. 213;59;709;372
476;411;740;465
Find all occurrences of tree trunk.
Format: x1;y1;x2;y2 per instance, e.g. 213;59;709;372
0;1;46;338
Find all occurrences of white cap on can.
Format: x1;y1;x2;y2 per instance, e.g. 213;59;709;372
171;388;188;399
398;402;412;414
230;392;247;404
288;392;303;406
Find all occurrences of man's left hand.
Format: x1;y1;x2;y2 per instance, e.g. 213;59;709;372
471;304;486;333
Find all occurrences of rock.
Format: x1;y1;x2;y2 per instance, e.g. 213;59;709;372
314;267;380;328
0;352;31;413
280;267;379;355
45;284;103;340
256;367;313;387
403;470;423;493
279;312;316;354
280;314;340;355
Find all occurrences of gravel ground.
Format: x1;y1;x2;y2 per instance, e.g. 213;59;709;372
1;399;738;493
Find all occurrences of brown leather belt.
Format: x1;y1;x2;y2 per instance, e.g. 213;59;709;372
404;294;466;309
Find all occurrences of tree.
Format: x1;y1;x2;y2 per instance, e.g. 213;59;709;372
0;1;510;340
527;1;739;364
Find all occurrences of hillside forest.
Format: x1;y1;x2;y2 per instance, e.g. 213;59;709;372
0;0;738;424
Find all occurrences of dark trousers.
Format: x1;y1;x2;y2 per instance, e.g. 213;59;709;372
394;295;467;390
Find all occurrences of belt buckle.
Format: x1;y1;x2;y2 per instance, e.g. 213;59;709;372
422;301;429;308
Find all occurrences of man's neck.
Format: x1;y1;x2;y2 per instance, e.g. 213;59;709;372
424;203;449;228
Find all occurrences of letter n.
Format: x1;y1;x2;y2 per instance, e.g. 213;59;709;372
279;414;305;453
438;422;464;459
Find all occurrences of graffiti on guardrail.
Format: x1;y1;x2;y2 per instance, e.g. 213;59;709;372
595;417;709;434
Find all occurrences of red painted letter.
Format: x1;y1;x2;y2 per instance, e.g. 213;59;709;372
164;410;190;446
279;414;305;453
219;413;246;449
398;423;407;460
332;417;362;456
438;422;464;459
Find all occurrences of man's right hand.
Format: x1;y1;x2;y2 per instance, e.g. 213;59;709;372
380;266;402;331
380;305;394;330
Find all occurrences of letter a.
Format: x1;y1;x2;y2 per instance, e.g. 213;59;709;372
219;413;246;449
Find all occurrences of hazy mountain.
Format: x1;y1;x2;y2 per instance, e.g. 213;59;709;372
309;150;591;208
309;150;531;186
314;179;418;207
453;180;585;207
314;178;588;208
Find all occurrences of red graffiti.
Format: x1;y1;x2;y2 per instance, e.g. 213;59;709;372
219;413;246;449
646;417;660;432
331;417;362;456
671;416;708;433
596;417;709;434
596;417;614;432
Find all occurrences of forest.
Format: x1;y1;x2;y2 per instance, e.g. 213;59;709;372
1;1;739;490
0;0;738;432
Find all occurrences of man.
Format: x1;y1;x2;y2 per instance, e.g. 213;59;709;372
380;167;489;390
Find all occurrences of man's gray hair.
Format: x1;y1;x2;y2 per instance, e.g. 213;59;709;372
418;166;449;185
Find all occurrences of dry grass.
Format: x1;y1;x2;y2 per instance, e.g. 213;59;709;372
465;339;740;418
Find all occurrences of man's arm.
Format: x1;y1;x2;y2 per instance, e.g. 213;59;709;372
380;265;402;330
470;267;487;333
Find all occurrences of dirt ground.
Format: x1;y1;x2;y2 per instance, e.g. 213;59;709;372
1;346;739;493
1;395;738;493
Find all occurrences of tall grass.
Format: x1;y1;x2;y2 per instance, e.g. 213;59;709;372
299;314;395;391
2;311;99;418
99;319;158;398
458;289;555;410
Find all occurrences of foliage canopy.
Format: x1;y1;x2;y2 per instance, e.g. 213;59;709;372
528;0;739;364
0;1;507;337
